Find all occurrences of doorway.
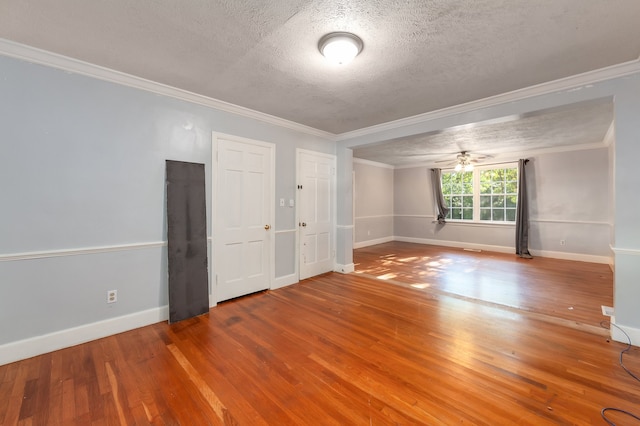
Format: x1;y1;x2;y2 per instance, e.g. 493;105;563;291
213;133;274;302
297;149;336;280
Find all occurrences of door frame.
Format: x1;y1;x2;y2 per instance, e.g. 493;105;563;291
296;148;337;281
211;132;275;307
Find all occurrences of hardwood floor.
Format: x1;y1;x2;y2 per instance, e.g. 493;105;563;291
1;247;638;425
354;242;613;331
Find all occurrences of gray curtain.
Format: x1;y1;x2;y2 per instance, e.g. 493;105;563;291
431;168;449;224
515;159;532;258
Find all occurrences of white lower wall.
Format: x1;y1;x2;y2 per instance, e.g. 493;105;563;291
0;305;169;366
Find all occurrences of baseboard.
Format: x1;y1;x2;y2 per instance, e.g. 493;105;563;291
0;306;169;366
610;317;640;347
271;273;298;290
334;263;355;274
353;236;394;249
529;249;611;264
393;236;514;254
392;236;613;264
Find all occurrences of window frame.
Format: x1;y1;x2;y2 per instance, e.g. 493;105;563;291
439;162;518;225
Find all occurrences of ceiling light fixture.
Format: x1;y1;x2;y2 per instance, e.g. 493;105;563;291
454;152;474;172
318;32;363;65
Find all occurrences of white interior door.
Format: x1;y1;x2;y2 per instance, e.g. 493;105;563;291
298;150;335;280
215;136;273;302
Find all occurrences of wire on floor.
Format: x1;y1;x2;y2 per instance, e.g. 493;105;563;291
600;320;640;425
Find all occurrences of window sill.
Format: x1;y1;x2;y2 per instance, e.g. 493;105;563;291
437;220;516;228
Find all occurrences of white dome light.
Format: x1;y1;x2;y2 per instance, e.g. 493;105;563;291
318;32;363;65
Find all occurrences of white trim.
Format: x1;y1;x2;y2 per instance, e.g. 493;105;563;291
355;214;394;220
430;220;515;229
611;246;640;256
485;142;607;161
271;273;298;290
275;229;297;234
337;59;640;142
353;158;394;169
610;317;640;347
394;236;514;254
334;263;355;274
398;215;609;229
0;241;166;262
392;142;608;169
336;224;355;229
0;306;169;366
530;218;610;226
2;38;633;146
394;214;436;218
528;249;610;264
391;236;612;264
0;38;332;140
354;236;394;249
603;121;616;147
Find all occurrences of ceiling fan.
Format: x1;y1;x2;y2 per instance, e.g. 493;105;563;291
436;151;491;171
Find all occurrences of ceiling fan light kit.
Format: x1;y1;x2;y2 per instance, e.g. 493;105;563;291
455;161;474;172
449;151;474;171
455;152;474;171
318;32;363;64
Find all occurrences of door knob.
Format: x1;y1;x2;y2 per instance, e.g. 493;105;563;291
301;222;307;227
264;224;271;230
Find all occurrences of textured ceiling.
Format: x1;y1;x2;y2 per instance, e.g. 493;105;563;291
352;98;614;166
0;0;639;136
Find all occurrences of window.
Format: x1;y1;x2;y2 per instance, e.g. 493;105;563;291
441;165;518;222
441;171;473;220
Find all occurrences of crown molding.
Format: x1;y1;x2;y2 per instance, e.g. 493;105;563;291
3;38;637;145
352;157;394;169
0;38;334;140
390;141;607;170
336;59;640;142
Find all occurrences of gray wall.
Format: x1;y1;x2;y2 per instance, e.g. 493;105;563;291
393;165;516;249
339;72;640;343
390;148;611;258
527;148;611;258
353;160;394;246
0;55;333;346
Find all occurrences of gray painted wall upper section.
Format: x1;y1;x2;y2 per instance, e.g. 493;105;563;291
0;55;333;345
527;149;610;223
354;162;394;218
353;161;394;244
391;147;611;256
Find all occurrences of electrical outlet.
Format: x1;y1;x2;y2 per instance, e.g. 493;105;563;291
107;289;117;304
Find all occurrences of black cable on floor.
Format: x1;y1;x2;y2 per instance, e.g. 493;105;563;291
601;408;640;425
600;320;640;425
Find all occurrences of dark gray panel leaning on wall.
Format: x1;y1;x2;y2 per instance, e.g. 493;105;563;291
165;160;209;323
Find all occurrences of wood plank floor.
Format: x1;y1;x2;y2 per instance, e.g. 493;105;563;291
2;253;638;425
354;242;613;331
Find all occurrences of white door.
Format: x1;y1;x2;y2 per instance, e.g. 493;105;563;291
215;135;273;302
298;150;335;280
